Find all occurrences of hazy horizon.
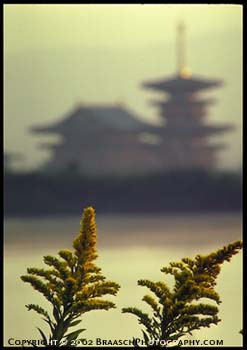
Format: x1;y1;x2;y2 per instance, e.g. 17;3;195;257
4;4;242;171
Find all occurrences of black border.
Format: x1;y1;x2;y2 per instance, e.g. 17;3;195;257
2;2;245;349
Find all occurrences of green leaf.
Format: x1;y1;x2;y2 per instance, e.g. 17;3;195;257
68;320;82;328
65;329;86;343
37;327;47;345
42;317;55;333
168;332;186;341
141;330;150;345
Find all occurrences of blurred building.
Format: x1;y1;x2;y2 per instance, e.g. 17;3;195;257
31;104;163;176
143;23;233;169
31;24;233;177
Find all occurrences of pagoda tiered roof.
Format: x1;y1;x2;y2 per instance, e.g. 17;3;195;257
155;124;233;138
150;97;216;107
142;74;223;94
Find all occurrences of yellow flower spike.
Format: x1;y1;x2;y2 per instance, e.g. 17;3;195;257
123;240;242;346
21;206;120;345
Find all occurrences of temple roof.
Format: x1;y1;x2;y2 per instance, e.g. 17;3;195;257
142;74;223;94
30;103;233;140
31;104;156;135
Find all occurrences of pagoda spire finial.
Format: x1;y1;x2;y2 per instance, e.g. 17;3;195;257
177;22;191;78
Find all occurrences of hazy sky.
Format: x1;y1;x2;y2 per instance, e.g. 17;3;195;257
4;4;242;171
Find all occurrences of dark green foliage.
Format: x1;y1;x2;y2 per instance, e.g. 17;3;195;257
122;241;242;347
21;207;120;347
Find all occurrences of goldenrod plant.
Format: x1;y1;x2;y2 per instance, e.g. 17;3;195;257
122;241;242;347
21;207;120;346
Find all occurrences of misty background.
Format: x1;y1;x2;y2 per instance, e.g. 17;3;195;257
4;4;242;172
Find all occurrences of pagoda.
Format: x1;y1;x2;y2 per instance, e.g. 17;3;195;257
31;23;234;177
142;22;233;170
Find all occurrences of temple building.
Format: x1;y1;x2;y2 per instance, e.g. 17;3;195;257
142;22;233;170
31;104;162;176
31;24;233;176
